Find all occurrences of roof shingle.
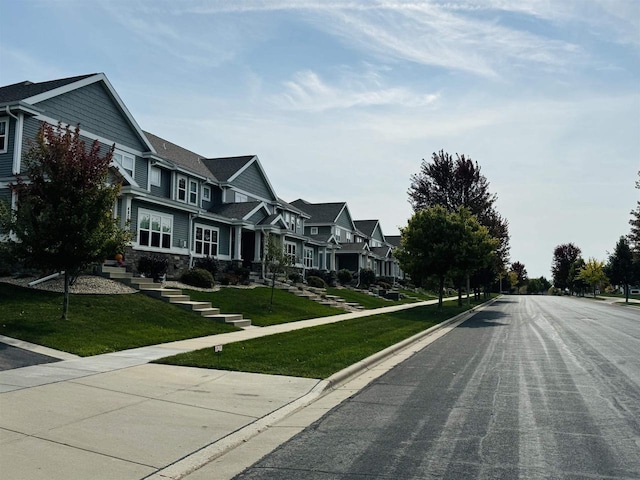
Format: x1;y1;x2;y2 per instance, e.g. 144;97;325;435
0;74;96;103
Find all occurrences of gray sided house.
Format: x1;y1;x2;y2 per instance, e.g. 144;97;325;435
0;73;402;282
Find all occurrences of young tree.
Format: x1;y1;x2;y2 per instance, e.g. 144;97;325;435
5;123;129;319
408;150;510;284
607;236;636;303
578;258;608;298
263;233;290;306
569;257;587;296
510;261;528;292
552;243;581;291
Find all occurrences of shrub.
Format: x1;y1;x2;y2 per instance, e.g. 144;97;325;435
337;269;352;285
358;268;376;288
137;254;168;281
378;281;391;290
306;276;327;288
220;276;230;286
289;272;303;283
193;256;219;278
181;268;214;288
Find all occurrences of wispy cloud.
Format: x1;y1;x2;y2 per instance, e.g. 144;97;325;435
272;69;439;111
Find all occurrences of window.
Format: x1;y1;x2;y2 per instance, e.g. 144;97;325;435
138;210;172;249
0;119;8;153
304;248;313;268
284;242;297;264
189;180;198;205
194;225;218;256
310;227;318;235
346;231;352;241
202;186;211;202
335;227;341;240
113;151;134;177
289;214;296;231
177;176;187;202
235;192;248;202
150;167;161;187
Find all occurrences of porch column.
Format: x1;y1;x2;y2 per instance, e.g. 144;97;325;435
331;249;336;271
232;226;242;261
254;231;262;262
322;247;327;269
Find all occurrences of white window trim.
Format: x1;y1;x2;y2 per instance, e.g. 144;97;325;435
137;208;173;250
113;150;135;177
0;118;8;154
193;223;220;258
304;247;314;268
310;227;318;235
284;241;298;265
202;185;211;202
150;167;161;187
235;191;248;203
176;175;187;202
188;179;198;205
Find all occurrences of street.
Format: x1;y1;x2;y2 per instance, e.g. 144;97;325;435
234;296;640;479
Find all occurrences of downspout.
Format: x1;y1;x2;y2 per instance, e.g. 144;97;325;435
5;106;23;176
188;213;194;268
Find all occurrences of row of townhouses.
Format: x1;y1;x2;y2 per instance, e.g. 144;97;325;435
0;73;403;281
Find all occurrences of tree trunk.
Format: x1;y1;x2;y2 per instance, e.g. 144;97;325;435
270;270;276;305
62;271;70;319
457;282;462;306
466;274;470;306
625;284;629;304
438;276;444;311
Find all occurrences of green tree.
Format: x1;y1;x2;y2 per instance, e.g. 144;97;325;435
263;233;291;306
552;243;582;291
408;150;510;280
578;258;608;298
569;257;587;296
396;206;496;310
4;123;129;319
629;171;640;257
607;236;636;303
509;261;528;293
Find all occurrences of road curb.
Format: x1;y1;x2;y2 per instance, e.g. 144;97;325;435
148;296;499;480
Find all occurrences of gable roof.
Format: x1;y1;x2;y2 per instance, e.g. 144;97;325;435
354;220;379;238
144;131;216;180
202;156;255;182
208;201;262;220
0;74;96;103
385;235;401;247
290;199;348;223
0;73;155;154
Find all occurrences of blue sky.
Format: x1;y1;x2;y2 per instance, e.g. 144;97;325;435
2;0;639;278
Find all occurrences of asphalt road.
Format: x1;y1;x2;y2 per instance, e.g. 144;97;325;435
0;342;60;371
234;296;640;479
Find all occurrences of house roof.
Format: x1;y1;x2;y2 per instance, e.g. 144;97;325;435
208;201;262;220
278;198;309;217
144;131;215;180
337;242;370;252
202;156;255;182
385;235;401;247
354;220;379;238
290;199;347;223
371;246;392;257
0;74;96;103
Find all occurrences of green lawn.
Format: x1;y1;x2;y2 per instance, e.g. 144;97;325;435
185;286;344;326
0;283;238;356
599;293;640;301
326;287;417;309
155;297;489;379
397;288;439;301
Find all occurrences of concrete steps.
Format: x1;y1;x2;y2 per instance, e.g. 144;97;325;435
100;264;251;328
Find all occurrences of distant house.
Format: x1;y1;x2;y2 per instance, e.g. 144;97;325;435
0;73;403;281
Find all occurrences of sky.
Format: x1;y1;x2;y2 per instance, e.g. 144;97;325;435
1;0;639;279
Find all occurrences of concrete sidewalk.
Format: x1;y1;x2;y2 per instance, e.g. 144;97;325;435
0;296;475;480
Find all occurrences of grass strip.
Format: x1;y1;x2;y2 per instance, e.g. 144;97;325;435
186;286;344;326
155;297;489;379
325;287;416;309
0;283;238;356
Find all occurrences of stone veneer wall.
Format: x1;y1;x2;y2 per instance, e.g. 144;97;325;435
124;247;190;279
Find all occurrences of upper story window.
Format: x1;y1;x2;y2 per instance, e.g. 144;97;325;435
235;192;248;203
150;167;161;187
0;118;8;154
113;151;134;177
289;214;296;231
189;180;198;205
335;227;341;240
345;231;352;241
310;227;318;235
177;176;187;202
202;186;211;202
